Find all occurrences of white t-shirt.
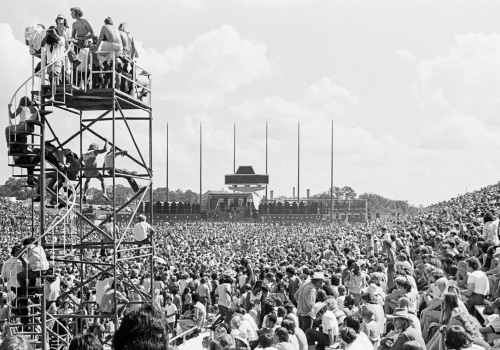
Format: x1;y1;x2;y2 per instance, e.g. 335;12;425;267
44;277;61;301
133;222;152;241
467;270;490;296
164;303;177;323
322;309;339;336
95;277;113;304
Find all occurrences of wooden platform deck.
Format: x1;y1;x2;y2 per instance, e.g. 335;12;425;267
40;85;151;112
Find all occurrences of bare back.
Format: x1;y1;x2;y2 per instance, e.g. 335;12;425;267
100;24;121;45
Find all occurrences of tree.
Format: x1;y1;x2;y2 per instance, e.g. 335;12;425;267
341;186;357;200
0;177;30;200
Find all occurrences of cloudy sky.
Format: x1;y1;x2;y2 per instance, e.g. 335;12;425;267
2;0;500;206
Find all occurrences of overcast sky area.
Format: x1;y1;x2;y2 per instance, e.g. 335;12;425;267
2;0;500;206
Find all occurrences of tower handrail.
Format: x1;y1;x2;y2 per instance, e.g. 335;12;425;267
13;163;77;262
8;42;75;107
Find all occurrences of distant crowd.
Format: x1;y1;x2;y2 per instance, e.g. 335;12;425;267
1;184;500;350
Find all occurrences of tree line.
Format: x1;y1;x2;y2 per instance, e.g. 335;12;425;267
0;177;415;214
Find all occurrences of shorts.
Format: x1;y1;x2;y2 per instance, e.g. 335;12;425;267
84;171;102;178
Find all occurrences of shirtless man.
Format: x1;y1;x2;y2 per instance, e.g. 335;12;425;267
95;18;123;89
69;7;95;49
118;22;138;93
118;23;138;60
96;17;123;61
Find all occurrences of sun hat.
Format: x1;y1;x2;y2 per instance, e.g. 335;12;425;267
311;271;326;280
386;308;413;321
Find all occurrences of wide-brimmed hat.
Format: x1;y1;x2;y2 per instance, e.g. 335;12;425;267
222;269;236;278
387;308;413;321
362;283;383;295
311;271;326;280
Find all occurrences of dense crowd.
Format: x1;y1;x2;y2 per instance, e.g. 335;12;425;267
1;184;500;350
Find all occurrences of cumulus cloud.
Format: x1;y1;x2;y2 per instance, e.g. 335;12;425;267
415;33;500;121
0;24;33;182
419;114;498;151
139;25;273;109
396;49;417;63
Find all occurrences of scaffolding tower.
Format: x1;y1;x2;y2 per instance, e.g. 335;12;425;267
6;44;155;349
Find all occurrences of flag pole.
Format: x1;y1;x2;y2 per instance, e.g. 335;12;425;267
330;120;334;220
297;121;300;203
166;122;169;203
265;122;268;204
233;122;236;174
200;123;203;208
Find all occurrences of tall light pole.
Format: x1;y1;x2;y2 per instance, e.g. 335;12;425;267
330;120;334;219
297;121;300;203
166;122;169;203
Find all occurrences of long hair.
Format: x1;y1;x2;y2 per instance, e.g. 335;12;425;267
441;292;458;325
45;26;61;52
444;325;473;350
112;304;167;350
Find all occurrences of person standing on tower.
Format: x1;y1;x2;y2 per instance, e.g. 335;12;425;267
81;140;109;203
69;7;95;49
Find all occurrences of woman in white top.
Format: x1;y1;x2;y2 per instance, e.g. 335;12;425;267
42;26;67;81
6;96;39;146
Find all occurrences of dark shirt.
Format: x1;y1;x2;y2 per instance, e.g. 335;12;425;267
390;328;426;350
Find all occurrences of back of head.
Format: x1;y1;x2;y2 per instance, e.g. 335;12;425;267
19;97;31;107
112;304;167;350
281;318;295;335
218;334;234;348
344;316;360;333
444;325;473;350
0;335;33;350
118;23;129;32
22;237;35;246
69;334;102;350
403;340;426;350
258;333;275;348
339;327;357;345
275;327;289;342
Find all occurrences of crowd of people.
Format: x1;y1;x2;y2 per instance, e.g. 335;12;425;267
0;183;500;350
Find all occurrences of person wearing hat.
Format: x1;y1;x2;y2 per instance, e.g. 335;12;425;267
384;308;425;350
103;145;142;193
81;139;109;202
305;298;339;350
294;271;324;331
55;14;70;42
